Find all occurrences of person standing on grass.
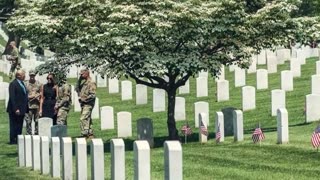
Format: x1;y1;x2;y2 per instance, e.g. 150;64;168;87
39;73;58;124
7;41;21;80
55;79;72;125
76;68;96;139
7;69;28;144
24;70;42;135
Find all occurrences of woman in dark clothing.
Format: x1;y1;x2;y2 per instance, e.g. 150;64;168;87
39;73;58;124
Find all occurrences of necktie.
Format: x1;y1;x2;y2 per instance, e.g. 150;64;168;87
17;80;27;94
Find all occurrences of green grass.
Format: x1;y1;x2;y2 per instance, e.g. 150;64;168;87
1;57;320;179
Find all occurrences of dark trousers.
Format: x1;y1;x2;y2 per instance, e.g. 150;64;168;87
9;113;24;144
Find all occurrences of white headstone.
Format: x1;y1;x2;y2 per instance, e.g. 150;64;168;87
178;79;190;94
5;87;8;108
216;80;229;102
41;136;49;174
234;67;246;87
18;135;25;167
290;58;301;77
136;84;148;105
32;135;41;170
277;48;291;64
247;56;257;74
256;69;268;90
306;94;320;123
100;106;114;130
24;135;32;167
291;48;297;58
257;50;266;65
281;70;293;91
153;89;165;112
76;138;87;180
267;56;277;74
242;86;256;111
196;77;208;97
229;64;237;72
62;137;73;180
194;101;209;127
0;82;9;100
91;139;104;180
97;75;107;87
109;78;119;94
271;89;286;116
134;141;150;180
316;61;320;74
199;113;208;143
91;98;100;119
233;110;244;142
38;118;53;138
121;80;133;100
198;70;208;78
71;85;75;105
51;137;60;178
215;112;224;142
277;108;289;144
266;49;277;58
215;66;225;81
164;141;182;180
312;75;320;94
74;93;81;112
117;112;132;138
67;65;78;78
297;49;306;65
111;139;125;180
174;97;186;121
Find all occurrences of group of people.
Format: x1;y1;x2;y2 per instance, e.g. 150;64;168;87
6;41;97;144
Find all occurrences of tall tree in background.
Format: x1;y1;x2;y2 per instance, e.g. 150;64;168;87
0;0;21;54
7;0;320;140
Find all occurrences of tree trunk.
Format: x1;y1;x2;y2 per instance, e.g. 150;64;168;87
166;88;179;140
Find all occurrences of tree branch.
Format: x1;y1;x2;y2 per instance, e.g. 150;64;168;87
127;71;165;89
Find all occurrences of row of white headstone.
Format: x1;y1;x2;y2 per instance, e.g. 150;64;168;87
199;109;289;144
17;135;182;180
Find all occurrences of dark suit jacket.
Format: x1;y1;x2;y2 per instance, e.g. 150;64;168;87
6;79;29;114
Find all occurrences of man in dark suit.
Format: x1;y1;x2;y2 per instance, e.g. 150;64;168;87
7;69;28;144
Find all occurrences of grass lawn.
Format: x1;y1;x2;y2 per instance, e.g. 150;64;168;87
0;56;320;179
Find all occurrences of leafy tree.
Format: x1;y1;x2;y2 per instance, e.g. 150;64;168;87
7;0;320;140
0;0;17;54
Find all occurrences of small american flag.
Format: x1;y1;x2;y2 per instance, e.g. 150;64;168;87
252;126;265;143
311;125;320;148
216;123;221;143
181;124;192;136
200;119;208;136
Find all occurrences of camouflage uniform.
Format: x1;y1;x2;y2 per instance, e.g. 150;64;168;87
24;78;42;135
8;47;21;80
77;77;96;137
56;83;72;125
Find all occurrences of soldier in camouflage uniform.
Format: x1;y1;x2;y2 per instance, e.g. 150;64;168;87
7;41;21;80
76;69;96;138
55;82;72;125
24;70;42;135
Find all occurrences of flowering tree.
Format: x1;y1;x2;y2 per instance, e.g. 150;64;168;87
7;0;320;140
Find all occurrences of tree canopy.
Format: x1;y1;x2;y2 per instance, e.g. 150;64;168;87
7;0;320;139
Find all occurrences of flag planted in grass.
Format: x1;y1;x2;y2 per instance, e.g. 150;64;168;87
200;119;208;136
252;126;265;143
311;125;320;148
181;124;192;136
216;123;221;143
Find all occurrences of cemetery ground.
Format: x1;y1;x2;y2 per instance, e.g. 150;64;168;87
1;58;320;179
